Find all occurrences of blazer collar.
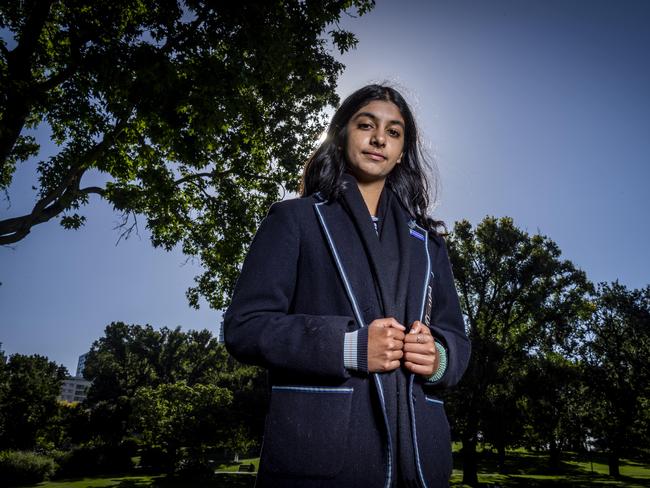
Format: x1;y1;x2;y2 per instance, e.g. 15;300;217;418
313;174;431;328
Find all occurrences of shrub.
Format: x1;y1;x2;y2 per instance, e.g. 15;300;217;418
138;445;174;472
0;450;55;486
54;443;133;478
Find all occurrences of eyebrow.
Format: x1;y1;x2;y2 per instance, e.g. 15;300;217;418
353;111;405;129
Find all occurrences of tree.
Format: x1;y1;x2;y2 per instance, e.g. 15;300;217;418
444;217;592;486
0;354;67;450
131;381;232;474
519;353;586;469
582;281;650;477
0;0;375;309
83;322;265;457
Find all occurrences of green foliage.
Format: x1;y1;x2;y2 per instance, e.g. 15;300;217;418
581;282;650;476
83;322;266;470
444;217;593;483
40;401;92;451
0;354;68;450
0;450;56;486
0;0;375;310
131;381;232;472
518;353;587;466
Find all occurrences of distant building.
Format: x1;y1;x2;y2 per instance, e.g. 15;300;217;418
59;376;91;403
59;352;91;403
218;320;225;343
76;352;88;378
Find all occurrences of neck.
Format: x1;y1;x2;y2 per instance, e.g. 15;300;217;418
356;179;386;216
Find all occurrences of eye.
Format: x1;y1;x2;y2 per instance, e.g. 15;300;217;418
358;122;373;130
388;128;402;138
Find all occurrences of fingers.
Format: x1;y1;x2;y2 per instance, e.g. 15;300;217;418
368;317;405;373
403;351;435;366
408;320;431;336
375;349;404;372
370;317;406;331
403;341;436;355
368;318;438;374
369;318;406;341
404;361;435;376
405;321;432;344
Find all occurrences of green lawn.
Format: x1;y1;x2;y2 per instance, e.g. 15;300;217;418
18;452;650;488
449;450;650;487
20;473;255;488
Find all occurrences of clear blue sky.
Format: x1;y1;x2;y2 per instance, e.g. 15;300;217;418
1;0;649;374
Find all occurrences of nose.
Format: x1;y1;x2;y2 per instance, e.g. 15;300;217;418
371;131;386;147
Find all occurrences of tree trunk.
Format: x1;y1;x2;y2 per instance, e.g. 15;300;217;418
608;450;620;478
461;437;479;487
549;438;560;470
497;441;506;474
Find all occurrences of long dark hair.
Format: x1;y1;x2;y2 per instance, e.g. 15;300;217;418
301;84;443;232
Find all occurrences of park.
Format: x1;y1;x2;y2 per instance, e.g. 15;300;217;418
1;1;649;487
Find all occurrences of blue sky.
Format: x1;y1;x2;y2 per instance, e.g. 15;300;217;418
1;0;649;373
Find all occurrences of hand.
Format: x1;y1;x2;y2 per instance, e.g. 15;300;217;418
403;321;439;377
367;317;405;372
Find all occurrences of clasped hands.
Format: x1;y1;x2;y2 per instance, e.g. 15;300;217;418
368;318;439;376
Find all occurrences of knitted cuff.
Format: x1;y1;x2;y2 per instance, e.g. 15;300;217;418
426;341;448;383
356;326;369;373
343;330;358;370
343;328;369;373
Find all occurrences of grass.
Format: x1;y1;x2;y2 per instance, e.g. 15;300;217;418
16;452;650;487
449;449;650;487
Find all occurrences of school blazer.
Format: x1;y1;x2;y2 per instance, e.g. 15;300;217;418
224;182;471;488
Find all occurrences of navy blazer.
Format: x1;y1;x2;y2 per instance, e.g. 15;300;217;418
224;179;470;488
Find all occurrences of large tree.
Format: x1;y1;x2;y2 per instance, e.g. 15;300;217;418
0;0;374;308
131;381;233;474
83;322;265;455
0;353;67;450
444;217;592;486
582;281;650;477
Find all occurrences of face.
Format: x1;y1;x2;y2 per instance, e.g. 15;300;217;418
344;100;405;185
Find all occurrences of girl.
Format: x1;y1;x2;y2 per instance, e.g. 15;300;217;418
224;84;470;487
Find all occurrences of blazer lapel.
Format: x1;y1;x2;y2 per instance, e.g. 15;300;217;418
405;220;432;330
313;197;377;326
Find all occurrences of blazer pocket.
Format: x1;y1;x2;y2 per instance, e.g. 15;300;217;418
261;386;354;478
415;395;453;483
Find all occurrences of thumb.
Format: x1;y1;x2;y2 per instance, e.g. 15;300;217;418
409;321;422;334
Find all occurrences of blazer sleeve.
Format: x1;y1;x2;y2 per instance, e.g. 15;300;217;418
223;200;352;379
426;237;471;388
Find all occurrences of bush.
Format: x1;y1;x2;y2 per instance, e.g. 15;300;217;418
0;450;55;486
138;445;175;472
54;443;133;478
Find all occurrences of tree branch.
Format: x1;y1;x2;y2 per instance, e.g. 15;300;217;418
79;186;105;196
114;210;140;245
0;1;56;163
0;120;127;245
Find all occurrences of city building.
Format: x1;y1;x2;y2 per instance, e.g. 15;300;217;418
218;320;225;343
76;352;88;378
59;376;91;403
59;352;91;403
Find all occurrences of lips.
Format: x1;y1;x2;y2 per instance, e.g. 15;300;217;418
363;151;386;161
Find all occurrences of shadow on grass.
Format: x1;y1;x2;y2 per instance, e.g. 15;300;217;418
450;449;650;488
149;474;255;488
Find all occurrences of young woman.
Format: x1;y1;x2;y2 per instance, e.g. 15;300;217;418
224;84;470;487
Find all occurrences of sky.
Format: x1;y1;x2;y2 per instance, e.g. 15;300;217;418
1;0;649;374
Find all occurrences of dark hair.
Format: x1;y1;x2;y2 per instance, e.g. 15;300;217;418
301;84;443;232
